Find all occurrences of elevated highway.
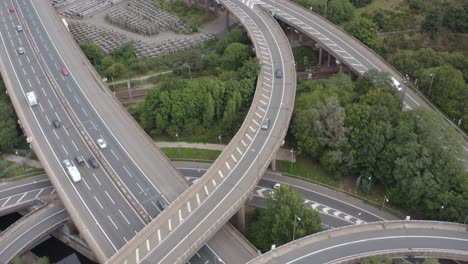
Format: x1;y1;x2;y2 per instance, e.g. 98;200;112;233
21;1;259;263
0;1;149;260
107;0;296;262
247;221;468;264
258;0;468;167
0;174;52;216
0;203;68;264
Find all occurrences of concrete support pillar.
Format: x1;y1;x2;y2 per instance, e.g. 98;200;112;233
270;158;276;171
225;10;230;31
205;0;209;16
327;52;331;67
318;47;323;65
298;32;303;42
236;205;246;234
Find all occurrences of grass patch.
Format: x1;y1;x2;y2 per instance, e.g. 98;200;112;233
0;159;44;180
161;147;221;162
277;155;340;188
357;0;406;14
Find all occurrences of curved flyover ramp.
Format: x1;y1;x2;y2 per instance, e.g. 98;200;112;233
107;0;296;263
0;203;68;263
258;0;468;165
248;221;468;264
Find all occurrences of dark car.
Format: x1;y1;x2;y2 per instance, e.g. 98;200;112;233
74;156;85;166
275;69;282;78
52;120;61;128
157;199;169;211
88;157;99;168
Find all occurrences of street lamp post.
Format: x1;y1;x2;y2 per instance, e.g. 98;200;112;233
428;73;435;99
381;195;389;211
218;134;222;144
290;148;294;173
176;132;180;156
292;214;301;241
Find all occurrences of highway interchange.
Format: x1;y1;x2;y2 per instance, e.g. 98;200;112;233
0;0;467;263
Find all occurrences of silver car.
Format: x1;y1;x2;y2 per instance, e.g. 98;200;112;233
17;47;24;54
261;118;270;130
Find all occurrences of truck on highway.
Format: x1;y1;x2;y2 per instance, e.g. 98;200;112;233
63;159;81;183
26;91;37;106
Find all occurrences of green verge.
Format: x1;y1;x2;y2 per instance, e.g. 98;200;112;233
277;156;340;188
160;148;221;162
0;159;44;180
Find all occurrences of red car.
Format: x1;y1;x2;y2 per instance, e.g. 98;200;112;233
9;7;15;13
61;67;69;76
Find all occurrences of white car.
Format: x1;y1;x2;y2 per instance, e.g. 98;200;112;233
97;138;107;149
16;25;23;32
17;47;24;54
273;183;281;189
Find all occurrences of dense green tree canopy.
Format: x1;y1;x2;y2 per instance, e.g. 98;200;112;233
247;185;322;252
344;17;380;49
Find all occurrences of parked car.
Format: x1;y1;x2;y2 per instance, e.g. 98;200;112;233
97;138;107;149
273;183;281;189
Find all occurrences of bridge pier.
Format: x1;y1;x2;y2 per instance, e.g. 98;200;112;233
225;10;230;31
327;52;331;67
270;153;276;171
234;205;246;234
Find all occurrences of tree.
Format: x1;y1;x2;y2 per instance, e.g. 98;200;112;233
326;0;356;25
350;0;372;8
444;4;468;33
422;9;444;33
344;17;380;49
216;28;249;54
247;185;321;252
0;102;19;151
203;93;215;126
238;57;260;80
222;43;251;70
79;42;103;66
415;65;465;121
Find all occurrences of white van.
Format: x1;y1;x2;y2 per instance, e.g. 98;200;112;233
26;91;37;106
390;77;402;91
63;159;81;183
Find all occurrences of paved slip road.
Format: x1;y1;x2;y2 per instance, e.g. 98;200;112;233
0;1;147;260
0;174;53;216
247;221;468;264
0;203;69;264
107;0;296;262
2;0;258;263
25;1;258;263
259;0;468;170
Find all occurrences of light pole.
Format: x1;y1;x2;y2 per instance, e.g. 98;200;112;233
218;134;222;144
292;214;301;241
176;132;180;156
428;73;435;99
381;195;389;211
290;148;294;173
